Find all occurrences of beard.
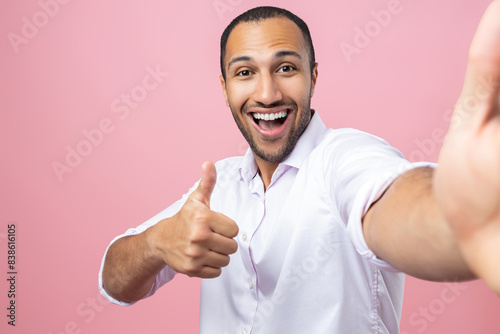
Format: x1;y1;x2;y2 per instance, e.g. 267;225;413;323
230;95;312;163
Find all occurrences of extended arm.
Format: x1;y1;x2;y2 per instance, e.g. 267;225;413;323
364;1;500;294
362;167;475;281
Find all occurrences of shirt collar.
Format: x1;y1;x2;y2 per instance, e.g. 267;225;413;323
239;111;328;182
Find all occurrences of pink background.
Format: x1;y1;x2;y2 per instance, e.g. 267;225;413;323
2;0;499;333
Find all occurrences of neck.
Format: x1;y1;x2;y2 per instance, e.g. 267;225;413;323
254;156;279;191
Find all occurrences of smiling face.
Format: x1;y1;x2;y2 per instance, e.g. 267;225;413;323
220;17;318;164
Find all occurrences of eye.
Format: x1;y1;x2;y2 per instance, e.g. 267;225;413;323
236;69;252;77
277;65;296;73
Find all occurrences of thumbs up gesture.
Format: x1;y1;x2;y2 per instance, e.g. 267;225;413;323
434;1;500;294
150;161;239;278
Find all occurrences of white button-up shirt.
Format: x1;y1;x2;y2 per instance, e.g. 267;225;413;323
99;112;431;333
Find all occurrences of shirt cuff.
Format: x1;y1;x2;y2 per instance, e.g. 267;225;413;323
97;230;177;306
98;234;139;306
347;161;437;271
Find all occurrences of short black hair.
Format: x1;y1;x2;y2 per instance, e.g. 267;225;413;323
220;6;315;80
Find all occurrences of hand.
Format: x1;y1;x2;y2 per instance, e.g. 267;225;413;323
434;1;500;294
148;161;239;278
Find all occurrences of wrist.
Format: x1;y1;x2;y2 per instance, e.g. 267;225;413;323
143;221;169;269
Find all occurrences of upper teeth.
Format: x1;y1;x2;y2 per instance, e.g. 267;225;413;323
253;111;288;121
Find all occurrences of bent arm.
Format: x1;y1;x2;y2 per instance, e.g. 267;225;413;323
101;162;239;304
362;167;476;281
102;225;167;303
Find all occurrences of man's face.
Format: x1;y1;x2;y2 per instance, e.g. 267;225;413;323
220;17;318;163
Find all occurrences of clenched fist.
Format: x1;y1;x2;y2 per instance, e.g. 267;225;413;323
148;161;239;278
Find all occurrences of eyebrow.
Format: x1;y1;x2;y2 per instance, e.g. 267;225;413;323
227;50;303;71
227;55;253;71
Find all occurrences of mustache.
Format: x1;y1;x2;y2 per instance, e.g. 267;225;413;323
242;100;297;113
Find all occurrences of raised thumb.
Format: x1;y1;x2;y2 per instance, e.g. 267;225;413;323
196;161;217;207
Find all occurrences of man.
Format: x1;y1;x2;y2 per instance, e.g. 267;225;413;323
99;4;500;333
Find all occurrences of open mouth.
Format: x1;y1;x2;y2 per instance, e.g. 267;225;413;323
251;109;289;131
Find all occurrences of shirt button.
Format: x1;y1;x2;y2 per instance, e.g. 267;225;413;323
241;330;247;334
248;281;253;289
241;233;247;241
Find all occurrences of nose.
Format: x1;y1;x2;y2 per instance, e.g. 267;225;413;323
253;72;283;106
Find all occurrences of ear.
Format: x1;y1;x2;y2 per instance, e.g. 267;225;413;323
220;75;229;107
310;62;319;97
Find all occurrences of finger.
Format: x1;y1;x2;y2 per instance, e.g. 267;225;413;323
456;1;500;126
193;161;217;208
208;233;239;255
196;266;222;279
182;250;230;278
203;251;232;268
208;212;239;238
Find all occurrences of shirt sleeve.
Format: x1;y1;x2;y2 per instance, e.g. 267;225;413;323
98;181;200;306
323;129;436;271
